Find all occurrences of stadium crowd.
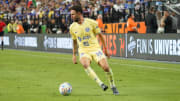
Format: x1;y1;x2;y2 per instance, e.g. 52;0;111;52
0;0;179;34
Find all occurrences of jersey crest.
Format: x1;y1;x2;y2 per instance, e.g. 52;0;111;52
85;27;90;32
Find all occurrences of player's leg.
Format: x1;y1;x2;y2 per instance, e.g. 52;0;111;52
98;58;119;95
80;55;108;91
92;50;116;88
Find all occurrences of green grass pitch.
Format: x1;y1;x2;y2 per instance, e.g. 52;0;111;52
0;49;180;101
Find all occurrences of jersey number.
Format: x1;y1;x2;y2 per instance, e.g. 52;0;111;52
83;41;89;46
96;51;103;56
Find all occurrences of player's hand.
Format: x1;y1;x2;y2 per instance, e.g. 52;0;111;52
105;49;111;59
72;55;77;64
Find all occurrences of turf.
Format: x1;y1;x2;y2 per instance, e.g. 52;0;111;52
0;49;180;101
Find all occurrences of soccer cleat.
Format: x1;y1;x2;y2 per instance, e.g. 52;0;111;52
111;87;119;95
101;84;108;91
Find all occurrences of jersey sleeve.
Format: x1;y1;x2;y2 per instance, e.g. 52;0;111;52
69;24;76;40
90;19;101;35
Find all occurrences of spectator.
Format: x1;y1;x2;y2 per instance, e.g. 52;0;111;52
7;20;14;33
157;13;166;34
89;4;96;19
9;2;16;12
60;18;68;34
96;14;103;31
41;20;48;34
156;0;163;11
60;4;68;15
16;21;25;34
177;15;180;33
113;0;125;22
156;11;162;29
127;0;135;15
108;2;116;22
48;19;60;34
127;14;137;33
48;8;54;19
35;19;41;33
171;12;177;33
145;7;158;33
12;20;18;34
164;10;173;33
15;0;21;4
29;19;39;33
38;9;45;19
83;6;89;17
1;0;175;34
134;1;142;21
23;19;29;34
36;0;42;8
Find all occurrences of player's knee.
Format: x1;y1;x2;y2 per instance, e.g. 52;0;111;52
82;64;89;69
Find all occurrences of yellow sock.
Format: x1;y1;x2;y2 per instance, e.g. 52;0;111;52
106;68;115;88
84;66;103;86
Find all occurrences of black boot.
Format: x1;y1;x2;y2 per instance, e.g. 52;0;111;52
101;84;108;91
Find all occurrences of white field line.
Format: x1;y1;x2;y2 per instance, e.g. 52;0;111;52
111;62;180;71
4;52;180;72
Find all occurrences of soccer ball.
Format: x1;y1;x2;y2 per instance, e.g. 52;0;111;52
59;82;72;96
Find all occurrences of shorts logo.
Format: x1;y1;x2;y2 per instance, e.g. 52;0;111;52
80;53;84;57
85;27;90;32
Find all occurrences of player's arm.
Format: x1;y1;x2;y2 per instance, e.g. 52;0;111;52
91;18;111;59
72;39;78;64
98;33;110;59
70;24;78;64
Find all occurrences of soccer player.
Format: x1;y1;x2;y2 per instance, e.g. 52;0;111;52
0;18;6;50
69;5;119;95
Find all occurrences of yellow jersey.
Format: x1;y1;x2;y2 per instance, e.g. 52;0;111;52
70;18;101;52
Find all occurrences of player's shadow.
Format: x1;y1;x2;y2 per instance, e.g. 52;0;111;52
71;93;128;96
52;92;127;97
